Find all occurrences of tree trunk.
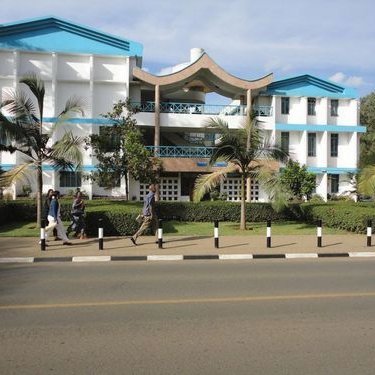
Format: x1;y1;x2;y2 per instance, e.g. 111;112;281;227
124;173;129;201
36;163;43;228
240;173;246;230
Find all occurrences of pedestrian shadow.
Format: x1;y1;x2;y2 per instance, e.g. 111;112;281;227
166;236;212;242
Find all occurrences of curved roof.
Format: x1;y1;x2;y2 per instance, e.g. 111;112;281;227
0;16;143;56
263;74;358;99
133;52;273;97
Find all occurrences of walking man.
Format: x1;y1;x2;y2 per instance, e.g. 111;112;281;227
130;184;157;245
45;191;72;246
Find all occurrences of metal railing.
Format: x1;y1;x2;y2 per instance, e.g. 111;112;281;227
253;105;273;116
145;145;216;158
132;102;247;116
132;101;272;117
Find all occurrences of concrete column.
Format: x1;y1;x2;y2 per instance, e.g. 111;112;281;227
319;131;328;169
246;89;252;203
316;173;328;201
154;84;160;151
300;131;308;165
154;84;160;201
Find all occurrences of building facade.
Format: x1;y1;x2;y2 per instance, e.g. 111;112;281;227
0;17;365;201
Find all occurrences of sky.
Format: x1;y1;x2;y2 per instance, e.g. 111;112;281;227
1;0;375;100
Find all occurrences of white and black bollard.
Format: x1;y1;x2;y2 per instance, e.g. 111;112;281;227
367;219;372;247
266;220;272;248
214;220;219;248
158;219;163;248
317;219;322;248
40;219;46;251
98;218;104;250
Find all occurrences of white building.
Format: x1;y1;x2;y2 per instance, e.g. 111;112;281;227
0;17;365;201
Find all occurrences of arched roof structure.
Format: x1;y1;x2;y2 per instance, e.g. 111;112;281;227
133;52;273;98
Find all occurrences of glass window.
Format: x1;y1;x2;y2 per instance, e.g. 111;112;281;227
281;97;290;115
330;99;339;117
60;171;82;188
281;132;289;153
330;174;339;194
307;97;316;116
307;133;316;157
99;126;121;152
330;133;339;157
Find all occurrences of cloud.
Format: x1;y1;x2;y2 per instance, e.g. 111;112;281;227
329;72;365;88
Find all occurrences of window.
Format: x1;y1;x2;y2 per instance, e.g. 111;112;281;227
281;97;290;115
98;173;121;188
330;133;339;157
307;97;316;116
307;133;316;157
330;99;339;117
99;126;121;152
329;174;339;194
60;171;82;188
281;132;289;153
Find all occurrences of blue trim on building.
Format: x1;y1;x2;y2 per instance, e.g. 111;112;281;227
43;117;114;125
1;164;97;172
276;123;366;133
0;16;143;56
307;167;358;174
262;74;358;99
196;162;227;167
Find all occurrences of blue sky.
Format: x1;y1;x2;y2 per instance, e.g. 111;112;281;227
1;0;375;99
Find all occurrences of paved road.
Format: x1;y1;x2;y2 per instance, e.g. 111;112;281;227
1;260;375;374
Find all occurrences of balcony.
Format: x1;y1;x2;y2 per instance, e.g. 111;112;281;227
146;145;215;158
132;101;272;117
132;101;246;116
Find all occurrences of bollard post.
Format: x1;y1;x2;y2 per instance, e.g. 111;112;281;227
367;219;372;247
317;219;322;248
98;218;103;250
214;220;219;248
40;219;46;251
266;220;271;248
158;219;163;249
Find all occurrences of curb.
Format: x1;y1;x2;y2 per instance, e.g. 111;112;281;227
1;252;375;263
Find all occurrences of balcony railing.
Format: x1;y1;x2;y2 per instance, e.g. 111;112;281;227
132;101;272;117
253;105;273;117
146;145;216;158
132;102;246;116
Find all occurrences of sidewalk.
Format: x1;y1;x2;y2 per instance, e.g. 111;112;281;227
0;233;374;262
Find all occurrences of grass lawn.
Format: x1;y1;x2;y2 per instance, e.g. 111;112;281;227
0;220;349;237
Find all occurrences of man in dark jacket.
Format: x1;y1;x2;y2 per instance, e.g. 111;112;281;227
130;184;157;245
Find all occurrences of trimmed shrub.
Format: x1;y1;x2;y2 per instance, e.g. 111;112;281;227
301;201;375;233
2;199;375;235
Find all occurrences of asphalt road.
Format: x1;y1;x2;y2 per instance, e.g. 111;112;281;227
1;259;375;374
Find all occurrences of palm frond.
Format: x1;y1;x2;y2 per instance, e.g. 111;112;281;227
0;160;35;186
49;131;84;168
3;88;38;120
358;166;375;196
50;96;86;134
20;73;45;118
258;168;291;212
193;164;237;202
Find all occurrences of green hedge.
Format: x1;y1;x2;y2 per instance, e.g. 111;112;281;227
2;199;375;235
301;201;375;233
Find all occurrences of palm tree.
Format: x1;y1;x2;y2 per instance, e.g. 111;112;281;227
358;166;375;199
193;114;288;230
0;73;85;226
